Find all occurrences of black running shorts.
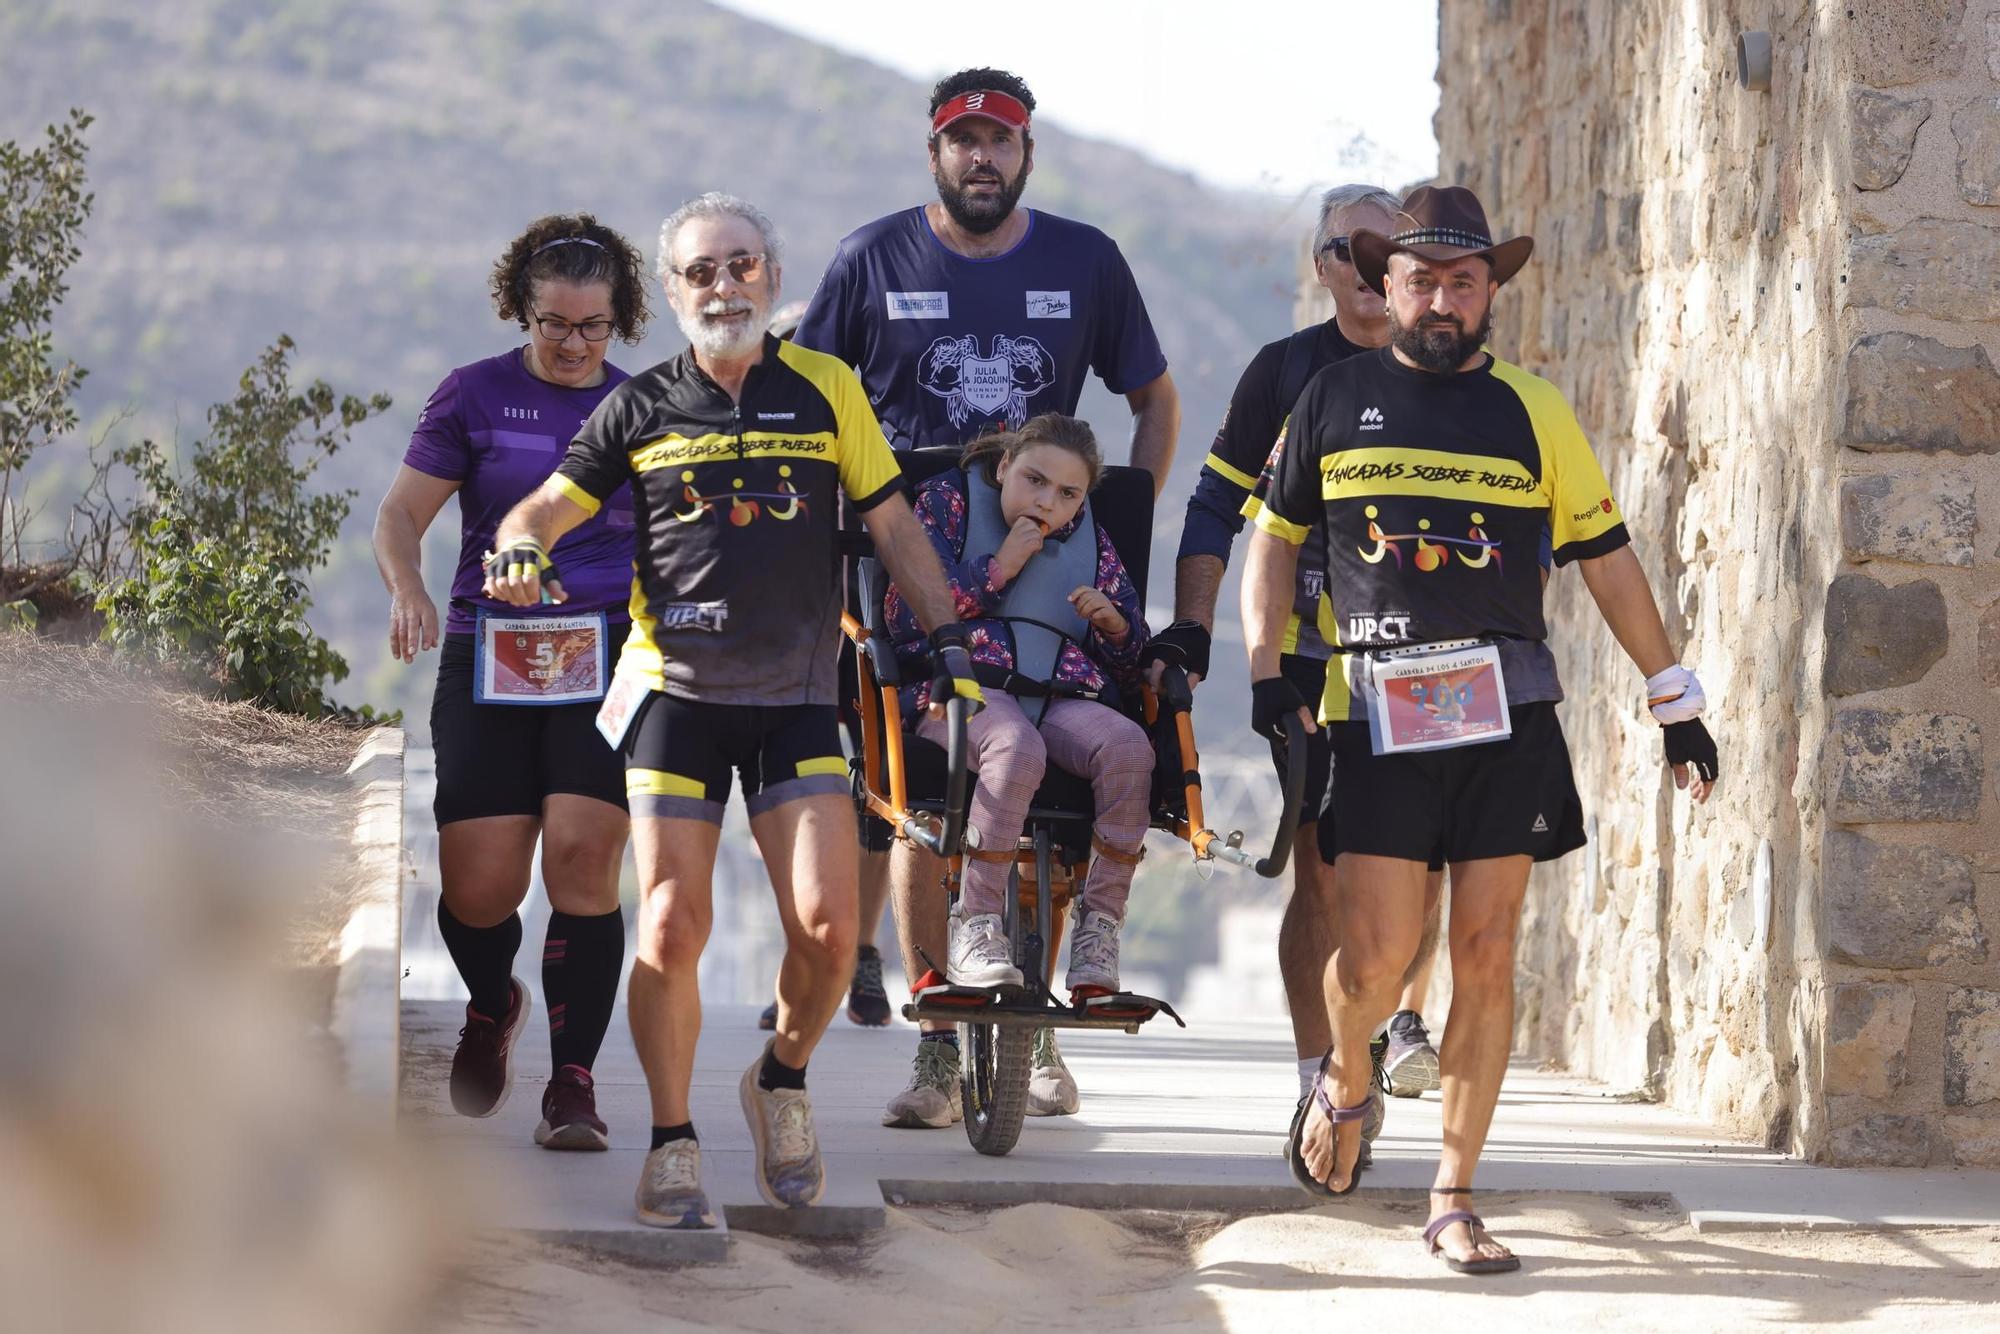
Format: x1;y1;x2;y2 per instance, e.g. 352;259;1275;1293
430;633;628;826
1317;701;1587;867
624;690;850;825
1276;653;1334;826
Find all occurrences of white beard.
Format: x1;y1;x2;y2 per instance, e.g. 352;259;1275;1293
676;299;767;360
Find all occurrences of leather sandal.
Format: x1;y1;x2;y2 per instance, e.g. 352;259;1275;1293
1424;1188;1520;1274
1285;1062;1370;1198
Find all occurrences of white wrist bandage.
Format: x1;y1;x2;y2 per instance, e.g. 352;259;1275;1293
1645;665;1706;724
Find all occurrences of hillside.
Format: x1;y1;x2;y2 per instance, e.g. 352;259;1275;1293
3;0;1304;729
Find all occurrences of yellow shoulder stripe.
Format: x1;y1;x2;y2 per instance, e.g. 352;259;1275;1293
1203;450;1259;491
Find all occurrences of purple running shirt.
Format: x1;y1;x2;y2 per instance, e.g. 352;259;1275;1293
403;349;635;634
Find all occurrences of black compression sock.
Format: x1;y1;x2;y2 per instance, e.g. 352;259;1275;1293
650;1123;696;1151
543;907;625;1075
758;1045;807;1091
436;899;522;1019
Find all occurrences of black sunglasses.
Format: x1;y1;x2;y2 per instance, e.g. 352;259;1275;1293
1318;234;1353;263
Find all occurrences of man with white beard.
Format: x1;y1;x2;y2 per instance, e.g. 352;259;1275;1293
484;193;980;1227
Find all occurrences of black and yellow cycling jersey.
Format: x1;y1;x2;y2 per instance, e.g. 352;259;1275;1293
1258;346;1629;722
555;333;901;706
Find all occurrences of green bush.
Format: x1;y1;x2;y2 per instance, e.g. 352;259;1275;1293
96;335;393;718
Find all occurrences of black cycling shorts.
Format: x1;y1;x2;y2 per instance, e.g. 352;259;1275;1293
1275;653;1334;826
430;633;627;826
1317;701;1586;868
624;690;850;825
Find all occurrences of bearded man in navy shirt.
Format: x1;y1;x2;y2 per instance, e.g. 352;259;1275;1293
794;66;1180;1129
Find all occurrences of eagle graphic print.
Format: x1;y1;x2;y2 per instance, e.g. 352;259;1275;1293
917;333;1057;430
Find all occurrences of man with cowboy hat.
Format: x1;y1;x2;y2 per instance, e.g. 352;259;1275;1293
1240;184;1719;1274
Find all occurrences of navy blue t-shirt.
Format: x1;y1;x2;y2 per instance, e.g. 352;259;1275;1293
794;207;1168;450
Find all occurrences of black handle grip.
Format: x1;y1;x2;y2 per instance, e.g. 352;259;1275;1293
1254;711;1309;878
908;694;972;857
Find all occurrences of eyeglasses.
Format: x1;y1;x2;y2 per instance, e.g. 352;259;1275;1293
1318;235;1353;263
533;315;615;343
670;253;768;290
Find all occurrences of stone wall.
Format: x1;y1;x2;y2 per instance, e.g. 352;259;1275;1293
1283;0;2000;1164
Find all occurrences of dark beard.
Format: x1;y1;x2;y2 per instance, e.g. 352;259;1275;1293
933;165;1027;235
1389;302;1493;374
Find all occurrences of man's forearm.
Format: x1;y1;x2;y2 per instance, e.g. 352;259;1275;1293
1126;374;1180;498
494;485;579;553
1578;545;1676;677
1242;529;1300;680
868;500;957;632
1173;553;1225;630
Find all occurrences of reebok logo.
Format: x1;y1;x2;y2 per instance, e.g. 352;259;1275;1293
1359;407;1385;431
1531;814;1549;833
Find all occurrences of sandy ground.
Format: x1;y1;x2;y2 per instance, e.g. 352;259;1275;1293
429;1197;2000;1332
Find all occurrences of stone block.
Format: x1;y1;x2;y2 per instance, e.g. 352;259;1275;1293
1821;574;1948;694
1839;472;1977;567
1824;984;1914;1096
1982;601;2000;688
1823;829;1986;967
1943;1115;2000;1165
1850;219;2000;320
1824;1099;1933;1166
1992;13;2000;78
1953;98;2000;206
1843;333;2000;454
1945;988;2000;1106
1855;0;1966;87
1850;90;1931;190
1830;708;1984;823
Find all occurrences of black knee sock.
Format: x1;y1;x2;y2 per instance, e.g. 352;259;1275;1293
437;899;521;1019
543;907;625;1075
650;1122;696;1151
759;1045;807;1091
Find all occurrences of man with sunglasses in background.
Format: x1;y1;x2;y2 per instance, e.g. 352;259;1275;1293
1151;184;1462;1167
484;193;980;1228
790;66;1182;1129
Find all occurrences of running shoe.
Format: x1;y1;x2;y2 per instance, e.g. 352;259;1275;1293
882;1037;963;1128
634;1139;716;1229
449;976;530;1118
1384;1009;1442;1097
948;913;1023;989
1025;1026;1080;1117
1364;1033;1388;1142
1064;907;1123;994
847;944;892;1026
739;1046;824;1208
534;1064;609;1151
758;1001;777;1031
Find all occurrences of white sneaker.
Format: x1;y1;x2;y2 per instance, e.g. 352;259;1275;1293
949;913;1024;988
634;1139;716;1229
1065;907;1123;994
1025;1026;1080;1117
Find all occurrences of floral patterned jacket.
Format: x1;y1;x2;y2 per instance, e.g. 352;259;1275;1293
885;470;1151;714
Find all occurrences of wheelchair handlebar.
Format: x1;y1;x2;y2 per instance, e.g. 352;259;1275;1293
1150;664;1304;881
1208;710;1306;878
903;693;971;858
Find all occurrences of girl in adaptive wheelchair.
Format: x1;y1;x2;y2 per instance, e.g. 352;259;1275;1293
883;413;1153;997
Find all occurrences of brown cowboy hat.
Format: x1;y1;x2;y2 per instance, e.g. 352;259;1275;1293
1350;185;1535;297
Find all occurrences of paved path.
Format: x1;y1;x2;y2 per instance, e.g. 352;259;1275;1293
400;1000;2000;1259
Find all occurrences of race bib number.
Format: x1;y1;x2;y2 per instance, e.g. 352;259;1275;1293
474;612;607;706
1366;640;1511;755
594;670;650;750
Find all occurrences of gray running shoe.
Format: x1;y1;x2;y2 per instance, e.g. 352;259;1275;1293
1366;1035;1388;1141
949;913;1024;988
1025;1026;1080;1117
882;1038;963;1128
739;1049;824;1208
634;1140;716;1229
1384;1009;1441;1098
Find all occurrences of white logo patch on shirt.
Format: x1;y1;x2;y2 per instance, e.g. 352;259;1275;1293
1025;290;1071;319
886;291;950;320
756;411;796;421
1359;406;1385;430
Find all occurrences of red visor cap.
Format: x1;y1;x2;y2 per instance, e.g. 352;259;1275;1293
931;89;1031;135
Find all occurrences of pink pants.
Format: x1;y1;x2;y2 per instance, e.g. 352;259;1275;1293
919;694;1152;918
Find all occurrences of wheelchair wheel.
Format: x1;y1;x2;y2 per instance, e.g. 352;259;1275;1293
958;1018;1031;1156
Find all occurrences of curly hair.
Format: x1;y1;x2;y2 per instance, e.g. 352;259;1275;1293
961;413;1103;491
927;67;1036;143
489;213;651;343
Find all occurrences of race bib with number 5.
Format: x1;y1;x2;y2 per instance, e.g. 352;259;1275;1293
1366;640;1511;755
474;611;608;706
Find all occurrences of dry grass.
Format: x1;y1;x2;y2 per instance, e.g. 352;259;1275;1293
0;632;374;968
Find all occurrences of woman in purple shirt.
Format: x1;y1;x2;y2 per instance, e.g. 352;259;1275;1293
372;214;649;1150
